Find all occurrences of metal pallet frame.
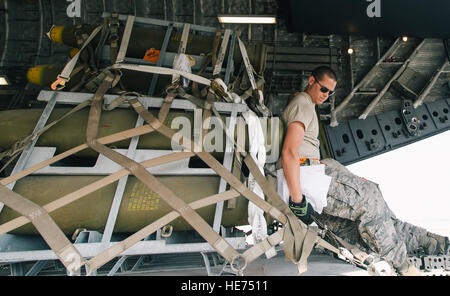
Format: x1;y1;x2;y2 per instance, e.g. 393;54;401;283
0;14;245;275
0;14;265;276
0;89;252;276
100;13;236;94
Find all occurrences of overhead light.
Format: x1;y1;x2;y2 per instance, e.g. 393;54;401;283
347;48;354;55
217;15;277;24
402;36;408;42
0;75;9;86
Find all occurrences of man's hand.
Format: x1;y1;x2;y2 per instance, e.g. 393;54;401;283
288;195;316;225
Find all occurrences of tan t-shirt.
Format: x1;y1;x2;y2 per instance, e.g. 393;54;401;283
281;92;320;159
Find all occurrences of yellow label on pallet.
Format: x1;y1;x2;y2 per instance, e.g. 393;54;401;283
127;182;160;211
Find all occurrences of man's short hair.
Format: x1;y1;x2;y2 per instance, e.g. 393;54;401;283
311;66;337;82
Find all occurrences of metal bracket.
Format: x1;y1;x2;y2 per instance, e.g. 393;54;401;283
423;255;449;271
408;256;423;270
400;99;421;137
200;252;238;276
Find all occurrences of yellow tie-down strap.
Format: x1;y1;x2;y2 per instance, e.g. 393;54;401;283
0;185;85;275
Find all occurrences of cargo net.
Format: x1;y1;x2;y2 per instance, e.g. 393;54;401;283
1;16;439;276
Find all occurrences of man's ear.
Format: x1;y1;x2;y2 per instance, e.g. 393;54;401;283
308;76;315;86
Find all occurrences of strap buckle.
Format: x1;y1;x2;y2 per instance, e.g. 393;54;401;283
51;75;69;91
108;13;120;27
230;254;247;276
160;224;173;238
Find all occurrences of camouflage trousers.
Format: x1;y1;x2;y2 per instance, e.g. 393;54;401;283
316;158;428;269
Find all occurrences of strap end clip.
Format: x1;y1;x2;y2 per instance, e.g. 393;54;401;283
51;75;70;91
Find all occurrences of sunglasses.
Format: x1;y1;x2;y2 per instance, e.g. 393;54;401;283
314;77;335;96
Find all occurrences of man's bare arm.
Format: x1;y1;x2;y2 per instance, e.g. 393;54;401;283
282;121;305;203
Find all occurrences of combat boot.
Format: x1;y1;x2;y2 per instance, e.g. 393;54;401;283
396;261;421;276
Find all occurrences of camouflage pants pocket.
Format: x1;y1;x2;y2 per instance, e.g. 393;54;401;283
323;175;364;221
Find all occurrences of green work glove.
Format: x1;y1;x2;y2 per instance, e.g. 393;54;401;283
288;195;316;225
